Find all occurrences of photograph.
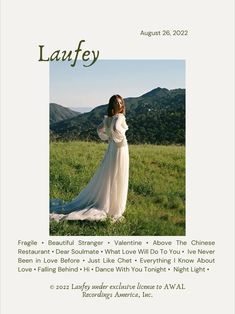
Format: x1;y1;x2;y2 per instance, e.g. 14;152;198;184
49;60;185;236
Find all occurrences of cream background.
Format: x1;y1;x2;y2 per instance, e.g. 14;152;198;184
0;0;234;313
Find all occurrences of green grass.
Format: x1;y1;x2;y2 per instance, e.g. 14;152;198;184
50;141;185;236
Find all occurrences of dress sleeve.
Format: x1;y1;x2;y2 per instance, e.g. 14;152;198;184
111;114;129;143
97;116;109;141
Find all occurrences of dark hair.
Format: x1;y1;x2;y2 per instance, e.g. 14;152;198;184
107;95;126;117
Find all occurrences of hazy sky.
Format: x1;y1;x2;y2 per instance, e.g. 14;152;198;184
50;60;185;108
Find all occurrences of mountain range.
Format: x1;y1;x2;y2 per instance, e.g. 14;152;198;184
50;103;80;124
50;87;185;144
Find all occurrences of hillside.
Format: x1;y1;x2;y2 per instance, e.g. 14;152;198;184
50;103;80;124
50;87;185;144
50;141;185;236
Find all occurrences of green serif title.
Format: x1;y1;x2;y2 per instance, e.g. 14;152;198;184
38;40;99;68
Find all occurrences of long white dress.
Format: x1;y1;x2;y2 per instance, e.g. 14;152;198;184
50;113;129;221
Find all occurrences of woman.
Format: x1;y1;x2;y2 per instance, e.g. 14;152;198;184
50;94;129;222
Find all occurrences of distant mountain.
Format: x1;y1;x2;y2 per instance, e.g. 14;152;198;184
50;87;185;145
50;103;80;124
70;107;95;113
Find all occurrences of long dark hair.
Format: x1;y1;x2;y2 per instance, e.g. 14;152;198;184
107;95;126;117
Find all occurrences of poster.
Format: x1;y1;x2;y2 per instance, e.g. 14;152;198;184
1;0;234;313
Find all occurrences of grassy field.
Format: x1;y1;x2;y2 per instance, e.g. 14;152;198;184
50;141;185;236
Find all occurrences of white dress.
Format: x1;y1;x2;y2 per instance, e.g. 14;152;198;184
50;113;129;221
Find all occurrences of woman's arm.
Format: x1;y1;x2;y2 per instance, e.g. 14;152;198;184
97;117;109;141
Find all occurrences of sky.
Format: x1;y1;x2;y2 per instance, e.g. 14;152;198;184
50;60;185;108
